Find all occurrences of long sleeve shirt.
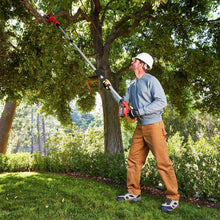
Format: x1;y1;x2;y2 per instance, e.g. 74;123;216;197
122;73;167;125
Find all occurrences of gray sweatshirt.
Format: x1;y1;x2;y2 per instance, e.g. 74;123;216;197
122;73;167;125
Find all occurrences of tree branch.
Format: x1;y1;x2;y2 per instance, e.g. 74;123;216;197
101;0;116;25
105;2;152;50
54;8;90;23
92;0;102;13
19;0;47;23
20;0;90;24
8;42;17;50
0;54;11;57
208;17;220;23
115;2;152;32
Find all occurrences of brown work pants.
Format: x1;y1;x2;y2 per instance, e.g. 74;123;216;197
127;121;180;201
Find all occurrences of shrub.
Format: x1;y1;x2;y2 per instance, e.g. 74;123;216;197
170;153;220;201
141;158;161;187
89;152;127;182
0;153;8;172
6;153;31;172
31;148;127;183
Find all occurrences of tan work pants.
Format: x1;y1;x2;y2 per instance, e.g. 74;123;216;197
127;121;180;201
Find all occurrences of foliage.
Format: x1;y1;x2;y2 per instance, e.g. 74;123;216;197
32;148;127;183
141;152;220;201
71;108;95;131
1;100;101;154
6;153;32;172
0;152;31;172
0;154;8;172
163;101;220;142
172;153;219;200
4;102;63;154
1;0;219;154
1;0;219;118
82;126;104;152
43;121;104;153
145;0;220;116
1;172;219;219
4;99;219;154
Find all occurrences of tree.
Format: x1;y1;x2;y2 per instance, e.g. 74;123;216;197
0;101;17;153
0;0;32;154
1;0;219;154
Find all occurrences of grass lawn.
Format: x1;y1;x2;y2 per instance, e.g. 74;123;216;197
0;172;219;220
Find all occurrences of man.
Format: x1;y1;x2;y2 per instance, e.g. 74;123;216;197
116;52;180;212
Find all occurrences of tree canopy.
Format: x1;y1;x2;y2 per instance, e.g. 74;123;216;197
0;0;219;153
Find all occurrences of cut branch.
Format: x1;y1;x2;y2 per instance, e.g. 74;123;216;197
85;76;99;95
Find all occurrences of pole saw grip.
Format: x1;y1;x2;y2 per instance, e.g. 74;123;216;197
45;14;60;27
119;101;137;123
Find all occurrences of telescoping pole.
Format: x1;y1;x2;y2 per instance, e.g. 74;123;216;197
45;14;136;123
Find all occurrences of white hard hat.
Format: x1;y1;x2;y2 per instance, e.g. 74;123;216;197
133;52;153;70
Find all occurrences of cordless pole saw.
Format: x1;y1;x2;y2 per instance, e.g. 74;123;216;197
45;14;137;123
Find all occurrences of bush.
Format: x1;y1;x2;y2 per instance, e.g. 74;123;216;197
0;153;8;172
6;153;31;172
88;152;126;182
31;148;127;183
170;153;220;201
141;158;161;187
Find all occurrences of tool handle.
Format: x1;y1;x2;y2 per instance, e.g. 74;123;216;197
120;101;137;123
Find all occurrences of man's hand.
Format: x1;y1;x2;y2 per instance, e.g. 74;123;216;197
128;109;139;119
102;79;112;90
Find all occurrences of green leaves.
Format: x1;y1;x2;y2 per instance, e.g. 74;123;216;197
1;0;219;125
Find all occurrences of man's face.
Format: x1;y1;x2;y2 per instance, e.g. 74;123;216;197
130;58;142;71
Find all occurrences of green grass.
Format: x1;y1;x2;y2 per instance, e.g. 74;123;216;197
0;172;219;220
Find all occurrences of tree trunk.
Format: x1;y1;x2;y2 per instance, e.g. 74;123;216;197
42;116;47;156
31;107;34;154
0;100;17;154
37;113;42;152
90;1;124;154
100;88;124;154
206;114;213;142
13;131;21;153
98;67;124;154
